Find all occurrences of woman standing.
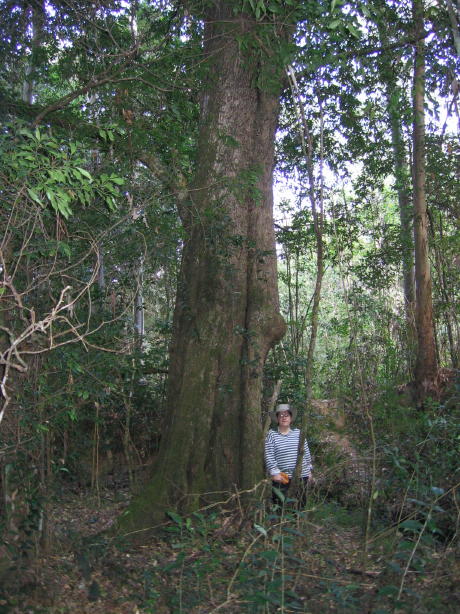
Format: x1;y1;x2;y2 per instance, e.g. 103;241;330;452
264;403;313;506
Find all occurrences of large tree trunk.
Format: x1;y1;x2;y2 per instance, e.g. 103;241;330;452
412;0;438;401
119;5;287;532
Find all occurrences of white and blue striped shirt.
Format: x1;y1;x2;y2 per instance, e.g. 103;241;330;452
264;428;312;478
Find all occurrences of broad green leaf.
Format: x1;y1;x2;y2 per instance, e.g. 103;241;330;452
49;169;65;182
19;128;34;139
254;523;268;537
76;167;93;181
27;188;45;207
166;511;183;526
347;23;361;38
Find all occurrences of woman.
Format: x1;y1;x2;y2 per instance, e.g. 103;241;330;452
264;403;313;506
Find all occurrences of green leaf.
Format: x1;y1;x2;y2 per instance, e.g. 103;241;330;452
346;23;361;38
58;241;72;259
166;511;183;526
105;196;117;211
16;151;35;161
254;523;268;537
49;169;65;182
258;549;278;561
328;19;341;29
378;585;399;596
76;167;93;181
399;519;423;531
185;517;194;532
19;128;34;139
268;3;282;14
387;561;403;573
27;188;45;207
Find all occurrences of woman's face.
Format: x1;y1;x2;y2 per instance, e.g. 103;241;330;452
277;411;292;427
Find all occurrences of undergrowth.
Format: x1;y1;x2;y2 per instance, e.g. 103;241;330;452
1;390;458;613
133;491;457;614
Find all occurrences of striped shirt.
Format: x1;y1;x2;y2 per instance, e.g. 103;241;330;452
264;428;312;478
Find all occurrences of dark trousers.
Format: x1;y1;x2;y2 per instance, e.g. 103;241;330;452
271;477;309;508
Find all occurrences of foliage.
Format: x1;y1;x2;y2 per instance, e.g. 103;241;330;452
0;122;122;219
0;0;459;606
373;389;460;538
4;483;458;612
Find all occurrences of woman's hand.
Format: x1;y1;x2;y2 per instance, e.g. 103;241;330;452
272;472;290;484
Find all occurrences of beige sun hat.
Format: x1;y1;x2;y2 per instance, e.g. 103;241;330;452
269;403;297;423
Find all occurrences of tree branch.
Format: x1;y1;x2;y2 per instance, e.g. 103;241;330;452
297;27;440;74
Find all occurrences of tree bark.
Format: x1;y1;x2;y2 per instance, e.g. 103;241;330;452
119;4;287;532
22;1;45;105
412;0;438;401
374;4;417;373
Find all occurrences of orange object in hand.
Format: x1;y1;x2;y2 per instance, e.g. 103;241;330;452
279;472;290;484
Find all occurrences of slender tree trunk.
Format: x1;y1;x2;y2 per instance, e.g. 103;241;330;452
286;67;325;482
388;93;417;367
119;4;288;532
432;215;459;367
134;257;144;349
286;67;325;402
22;1;45;104
373;1;416;374
412;0;438;400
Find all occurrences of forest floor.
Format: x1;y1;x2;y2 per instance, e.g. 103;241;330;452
1;475;458;614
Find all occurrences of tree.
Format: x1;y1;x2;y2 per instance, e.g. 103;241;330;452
412;0;438;400
119;2;292;532
373;0;416;370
